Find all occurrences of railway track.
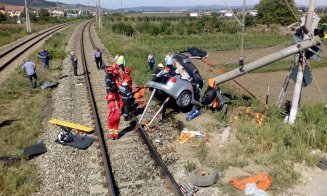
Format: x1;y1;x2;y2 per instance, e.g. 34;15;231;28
79;21;183;195
0;21;77;72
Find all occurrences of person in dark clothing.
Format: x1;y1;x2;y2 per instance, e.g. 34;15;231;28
70;51;78;76
38;49;50;70
22;59;37;88
152;63;164;81
105;66;117;93
118;79;134;121
94;47;103;70
147;53;155;72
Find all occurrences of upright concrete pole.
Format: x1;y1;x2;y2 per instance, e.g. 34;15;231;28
57;0;59;20
288;0;316;125
98;0;102;31
95;0;98;24
25;0;31;33
240;0;246;64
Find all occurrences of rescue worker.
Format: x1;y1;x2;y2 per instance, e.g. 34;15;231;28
106;92;121;140
119;78;134;121
70;51;78;76
121;68;132;91
22;59;37;88
38;49;50;70
116;53;125;72
113;63;119;72
105;66;117;93
152;63;164;81
94;47;103;70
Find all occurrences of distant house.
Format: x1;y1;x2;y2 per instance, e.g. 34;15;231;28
1;5;25;17
49;8;64;17
249;10;257;16
224;12;233;17
189;12;200;17
0;6;5;14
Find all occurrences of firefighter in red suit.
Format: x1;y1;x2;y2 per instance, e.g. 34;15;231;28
106;92;121;140
121;68;133;91
112;68;122;108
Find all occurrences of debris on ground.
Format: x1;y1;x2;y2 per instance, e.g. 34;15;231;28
317;157;327;170
221;126;231;143
186;108;202;121
245;183;268;196
40;81;58;89
177;128;203;144
23;142;47;159
242;107;265;127
179;181;198;195
55;132;95;150
189;167;219;187
229;173;272;191
0;155;21;165
133;86;149;108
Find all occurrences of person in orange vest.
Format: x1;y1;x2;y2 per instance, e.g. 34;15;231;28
106;92;121;140
121;67;133;91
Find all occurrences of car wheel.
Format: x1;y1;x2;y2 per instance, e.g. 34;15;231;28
176;91;191;108
189;167;219;187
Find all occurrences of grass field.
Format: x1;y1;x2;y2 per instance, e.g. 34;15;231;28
0;25;75;196
0;24;58;47
97;17;327;193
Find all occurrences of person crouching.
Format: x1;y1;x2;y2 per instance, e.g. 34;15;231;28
106;92;121;140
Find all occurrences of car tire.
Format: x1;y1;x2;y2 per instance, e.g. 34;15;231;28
189;167;219;187
176;91;191;108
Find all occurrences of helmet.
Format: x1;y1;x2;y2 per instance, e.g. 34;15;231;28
157;63;164;68
113;64;119;70
124;68;131;74
106;93;115;101
113;69;120;75
106;66;113;72
70;51;74;55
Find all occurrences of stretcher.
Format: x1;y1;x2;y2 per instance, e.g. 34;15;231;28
48;119;94;133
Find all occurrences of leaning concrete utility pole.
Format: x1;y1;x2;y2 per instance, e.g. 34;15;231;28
213;37;321;85
25;0;31;33
288;0;316;125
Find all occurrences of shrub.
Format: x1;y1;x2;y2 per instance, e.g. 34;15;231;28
112;22;134;36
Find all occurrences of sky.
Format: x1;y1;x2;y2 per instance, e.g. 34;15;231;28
48;0;326;9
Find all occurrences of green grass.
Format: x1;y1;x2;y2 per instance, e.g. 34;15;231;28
223;100;326;193
184;161;197;173
0;24;57;47
97;17;294;85
0;25;76;196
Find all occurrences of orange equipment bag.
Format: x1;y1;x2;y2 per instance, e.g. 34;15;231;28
229;173;272;191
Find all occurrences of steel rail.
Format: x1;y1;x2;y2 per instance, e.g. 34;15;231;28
0;22;75;58
80;20;118;196
87;22;182;195
0;22;75;71
138;126;183;196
